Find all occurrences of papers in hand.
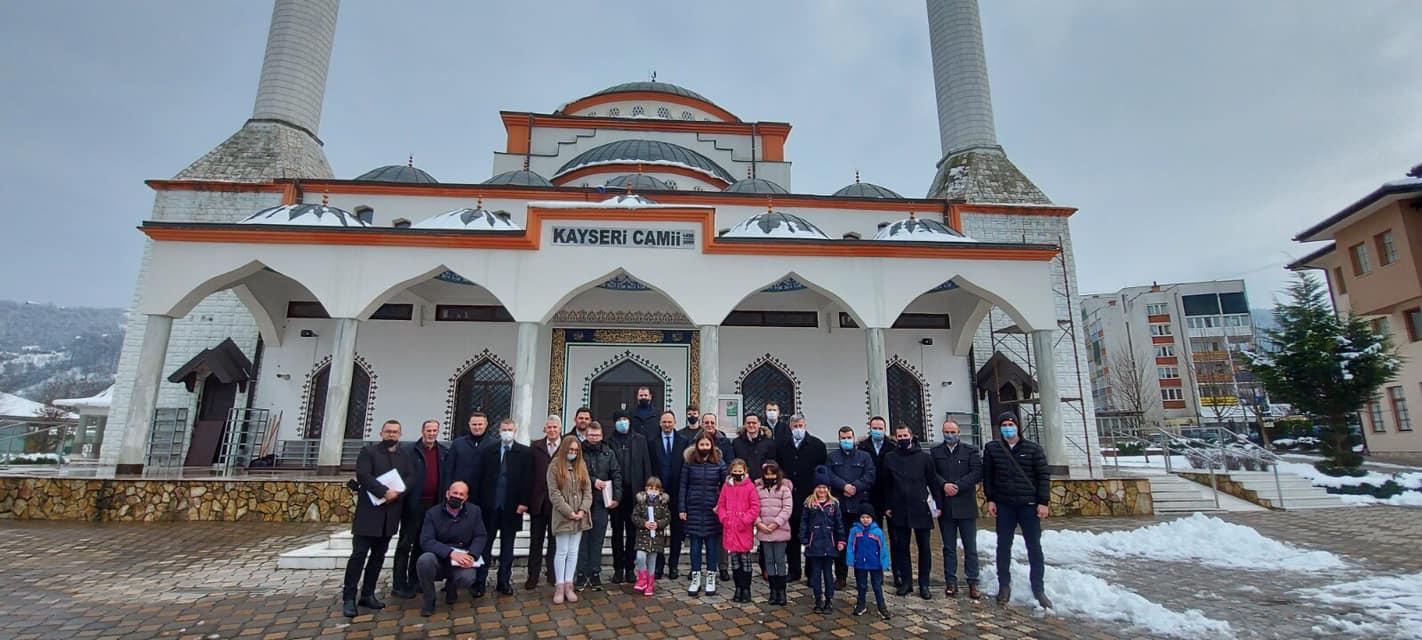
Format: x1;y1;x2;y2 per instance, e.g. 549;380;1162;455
602;481;614;508
449;548;484;568
926;494;941;519
366;469;406;506
647;505;657;538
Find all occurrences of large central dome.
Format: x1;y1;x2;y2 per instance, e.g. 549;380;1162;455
590;81;710;103
555;139;735;183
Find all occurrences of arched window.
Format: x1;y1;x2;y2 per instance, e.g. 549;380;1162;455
741;362;795;423
306;363;371;440
452;360;512;438
887;363;926;440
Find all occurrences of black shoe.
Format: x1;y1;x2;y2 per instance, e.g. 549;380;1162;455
626;568;638;584
788;571;802;582
342;599;358;618
420;602;434;617
813;599;825;613
391;587;415;599
878;605;892;620
589;575;604;591
919;586;931;600
853;602;867;616
445;588;458;605
719;569;730;582
524;575;539;590
823;599;833;614
496;582;514;596
834;576;846;590
357;594;385;609
895;584;913;597
575;575;589;592
1034;590;1054;609
995;586;1011;605
667;567;680;579
610;570;625;585
655;567;665;579
470;583;485;599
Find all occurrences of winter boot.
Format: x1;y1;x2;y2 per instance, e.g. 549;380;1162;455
633;570;649;594
688;570;703;596
644;573;656;596
995;586;1011;605
1034;590;1054;609
565;582;579;603
553;582;565;604
704;570;718;595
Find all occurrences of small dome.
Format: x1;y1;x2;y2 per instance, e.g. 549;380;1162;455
483;169;553;187
412;207;521;231
240;203;368;227
873;216;973;242
724;178;788;195
556;139;735;183
354;164;438;183
833;182;901;199
606;174;670;191
724;210;829;240
599;194;659;206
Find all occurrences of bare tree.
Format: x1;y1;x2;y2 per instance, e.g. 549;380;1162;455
1107;348;1159;437
1194;357;1238;431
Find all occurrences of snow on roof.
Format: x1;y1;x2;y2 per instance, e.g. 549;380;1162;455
240;203;369;227
873;216;977;243
52;385;113;411
0;391;64;418
528;198;686;209
412;207;522;231
723;211;830;240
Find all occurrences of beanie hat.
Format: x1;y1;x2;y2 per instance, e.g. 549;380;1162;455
997;412;1018;426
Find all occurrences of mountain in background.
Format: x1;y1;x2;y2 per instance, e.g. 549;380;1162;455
0;300;124;403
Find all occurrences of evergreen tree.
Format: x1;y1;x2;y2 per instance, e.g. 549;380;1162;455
1245;273;1399;473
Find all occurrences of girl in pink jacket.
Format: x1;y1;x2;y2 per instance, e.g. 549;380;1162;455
755;461;794;606
717;458;761;603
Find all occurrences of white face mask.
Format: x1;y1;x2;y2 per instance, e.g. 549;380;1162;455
499;430;515;444
792;427;806;440
646;490;660;499
766;411;779;423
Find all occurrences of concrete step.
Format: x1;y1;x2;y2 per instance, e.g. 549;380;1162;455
1141;475;1221;515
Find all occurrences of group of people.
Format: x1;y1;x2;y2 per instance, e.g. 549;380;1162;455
340;389;1055;620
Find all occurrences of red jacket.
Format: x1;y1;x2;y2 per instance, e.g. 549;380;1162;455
716;476;761;552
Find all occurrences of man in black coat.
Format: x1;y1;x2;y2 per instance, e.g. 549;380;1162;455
930;418;983;599
471;418;532;597
764;401;789;442
607;408;651;584
731;414;777;479
982;412;1052;608
857;415;894;585
576;422;623;591
342;419;414;617
816;424;875;589
677;403;702;443
448;412;492;489
415;480;487;616
392;419;451;599
882;424;944;600
647;409;688;578
525;415;562;590
630;386;661;443
774;413;824;582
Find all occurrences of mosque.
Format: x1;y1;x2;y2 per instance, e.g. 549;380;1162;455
101;0;1102;478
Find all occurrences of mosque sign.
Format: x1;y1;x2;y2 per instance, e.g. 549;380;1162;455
551;226;696;250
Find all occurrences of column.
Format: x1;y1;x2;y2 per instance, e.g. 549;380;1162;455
1032;329;1068;473
865;328;889;422
511;321;539;444
115;315;174;475
317;317;359;474
698;325;719;419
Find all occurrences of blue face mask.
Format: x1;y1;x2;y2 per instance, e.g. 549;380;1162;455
943;433;960;445
1000;426;1017;440
615;419;630;434
869;429;885;441
839;438;855;451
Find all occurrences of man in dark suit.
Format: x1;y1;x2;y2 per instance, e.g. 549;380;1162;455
630;386;661;443
608;408;652;584
392;419;450;599
525;415;562;590
646;409;687;578
472;418;532;597
764;401;790;441
883;424;944;600
449;412;492;489
857;416;895;586
342;419;414;618
930;418;984;599
775;413;825;582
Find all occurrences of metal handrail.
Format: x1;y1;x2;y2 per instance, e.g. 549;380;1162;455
0;422;76;465
1152;426;1286;509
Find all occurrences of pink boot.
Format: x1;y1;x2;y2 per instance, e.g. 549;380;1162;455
633;570;649;594
644;572;655;596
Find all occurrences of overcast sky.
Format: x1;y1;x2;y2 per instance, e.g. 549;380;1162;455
1;1;1417;310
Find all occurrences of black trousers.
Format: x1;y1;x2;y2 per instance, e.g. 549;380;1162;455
610;498;638;573
393;499;435;591
786;508;803;580
833;508;859;581
477;507;520;587
661;509;684;574
343;534;392;600
527;511;556;580
890;526;933;590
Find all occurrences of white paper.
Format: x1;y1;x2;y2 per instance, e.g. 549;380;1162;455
602;481;614;508
366;468;407;506
448;548;484;568
927;494;941;519
647;504;657;538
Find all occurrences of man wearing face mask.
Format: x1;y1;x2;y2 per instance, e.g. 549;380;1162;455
575;422;623;591
982;412;1052;608
607;408;651;584
629;386;660;443
882;425;944;600
342;420;415;617
678;404;701;443
471;418;532;597
816;425;875;589
763;401;788;442
648;410;689;578
930;419;983;599
856;416;896;587
415;481;487;616
775;413;824;583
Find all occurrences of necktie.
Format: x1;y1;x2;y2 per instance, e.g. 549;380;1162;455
664;435;671;456
501;446;508;467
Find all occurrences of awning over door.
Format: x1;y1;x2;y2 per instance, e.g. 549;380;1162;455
168;338;254;392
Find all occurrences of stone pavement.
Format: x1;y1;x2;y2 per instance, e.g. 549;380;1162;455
2;507;1418;639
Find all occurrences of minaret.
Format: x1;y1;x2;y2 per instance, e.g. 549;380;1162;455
924;0;1046;204
176;0;340;181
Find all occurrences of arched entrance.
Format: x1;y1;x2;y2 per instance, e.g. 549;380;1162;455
590;359;665;425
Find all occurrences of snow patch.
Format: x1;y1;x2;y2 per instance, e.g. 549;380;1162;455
1337;492;1422;507
1298;572;1422;638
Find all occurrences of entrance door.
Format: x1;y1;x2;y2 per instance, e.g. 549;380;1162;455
589;359;664;426
185;373;237;466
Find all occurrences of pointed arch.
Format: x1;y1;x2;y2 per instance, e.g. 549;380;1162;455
356;263;512;321
536;268;695;325
579;350;675;412
890;272;1042;334
735;353;801;423
886;356;931;441
444;349;514;439
716;270;866;328
300;353;377;441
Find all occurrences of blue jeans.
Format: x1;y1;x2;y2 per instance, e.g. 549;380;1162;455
938;516;980;585
995;503;1044;593
688;534;721;572
808;557;834;601
854;568;885;608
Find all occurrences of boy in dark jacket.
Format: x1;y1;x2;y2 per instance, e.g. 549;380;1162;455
800;483;845;614
846;508;891;620
981;412;1052;609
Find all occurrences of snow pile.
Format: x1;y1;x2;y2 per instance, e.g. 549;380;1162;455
1298;572;1422;638
1020;513;1349;571
977;529;1232;638
1337;492;1422;507
1277;461;1422;491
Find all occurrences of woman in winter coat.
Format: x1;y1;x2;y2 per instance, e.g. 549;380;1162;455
547;435;593;604
679;432;727;596
717;458;762;603
630;476;672;596
755;461;794;606
800;482;845;614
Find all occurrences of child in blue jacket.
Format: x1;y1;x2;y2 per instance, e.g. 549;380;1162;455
846;507;891;620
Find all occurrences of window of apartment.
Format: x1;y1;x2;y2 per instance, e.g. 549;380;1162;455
1223;314;1251;327
1389;386;1411;431
1375;230;1398;266
1332;266;1348;295
1349;243;1372;275
1145;302;1168;316
1161;388;1184;401
1369;397;1386;433
1157;366;1180;379
1370;316;1392;339
1405;308;1422;342
1155;345;1176;358
1187;316;1221;329
1150;324;1173;336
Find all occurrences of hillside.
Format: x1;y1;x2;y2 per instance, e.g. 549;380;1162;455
0;301;124;401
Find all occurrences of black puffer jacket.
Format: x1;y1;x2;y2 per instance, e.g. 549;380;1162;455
731;431;777;479
981;438;1050;507
580;441;624;507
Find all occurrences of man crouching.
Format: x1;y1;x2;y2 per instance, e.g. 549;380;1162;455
416;481;487;616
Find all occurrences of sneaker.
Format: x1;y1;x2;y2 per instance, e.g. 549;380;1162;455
688;571;703;596
877;605;892;620
813;599;825;613
704;572;718;595
574;575;588;592
1034;590;1054;609
853;602;867;616
589;575;604;592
